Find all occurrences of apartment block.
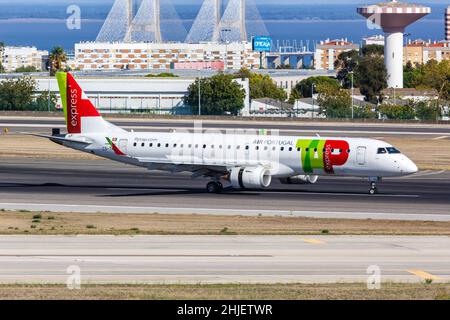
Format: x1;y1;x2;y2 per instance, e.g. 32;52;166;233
73;42;260;71
314;39;359;70
1;46;48;72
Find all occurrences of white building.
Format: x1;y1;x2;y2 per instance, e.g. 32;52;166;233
362;35;385;46
73;41;260;71
1;46;48;72
27;76;250;115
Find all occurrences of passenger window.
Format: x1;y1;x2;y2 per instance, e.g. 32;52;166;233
165;143;169;148
150;143;153;147
377;148;387;154
236;146;240;150
227;145;231;149
256;146;259;151
157;143;161;147
289;147;292;151
264;146;268;151
133;142;137;147
173;144;177;148
305;148;309;152
180;144;184;148
211;145;214;149
195;144;198;148
203;144;206;149
281;147;284;151
272;146;276;151
245;145;249;150
297;148;301;152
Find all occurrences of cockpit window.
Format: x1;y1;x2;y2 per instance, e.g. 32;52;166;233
377;148;387;154
386;147;401;154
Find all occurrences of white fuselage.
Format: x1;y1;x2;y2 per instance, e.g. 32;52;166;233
64;131;418;179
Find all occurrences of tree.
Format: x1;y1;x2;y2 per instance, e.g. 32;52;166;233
0;77;36;111
414;100;441;121
235;68;287;101
184;73;246;115
401;60;450;100
32;91;58;111
361;44;384;57
287;87;302;105
294;76;340;98
418;60;450;100
49;46;67;76
335;49;359;88
379;103;415;120
355;55;387;103
316;83;352;118
15;65;38;73
403;62;423;88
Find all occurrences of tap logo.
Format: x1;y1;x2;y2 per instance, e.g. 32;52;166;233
296;139;350;174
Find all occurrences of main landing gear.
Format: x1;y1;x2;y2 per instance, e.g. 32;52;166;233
368;177;381;195
206;181;224;194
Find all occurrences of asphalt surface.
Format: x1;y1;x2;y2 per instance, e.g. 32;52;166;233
0;235;448;284
0;158;449;220
1;117;450;136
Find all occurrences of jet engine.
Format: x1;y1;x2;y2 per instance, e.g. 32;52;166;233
230;167;272;189
279;175;319;185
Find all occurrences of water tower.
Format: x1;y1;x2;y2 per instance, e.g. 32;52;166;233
357;1;431;88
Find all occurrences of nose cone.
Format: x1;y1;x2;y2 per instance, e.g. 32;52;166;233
402;158;419;175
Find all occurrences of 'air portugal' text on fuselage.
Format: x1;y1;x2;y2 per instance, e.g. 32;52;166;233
35;72;418;195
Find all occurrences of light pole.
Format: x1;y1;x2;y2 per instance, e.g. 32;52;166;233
198;73;201;116
349;71;354;119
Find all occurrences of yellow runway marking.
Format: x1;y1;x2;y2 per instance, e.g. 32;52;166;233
302;238;326;245
406;269;442;281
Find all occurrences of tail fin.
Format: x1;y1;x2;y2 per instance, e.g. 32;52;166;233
56;72;123;134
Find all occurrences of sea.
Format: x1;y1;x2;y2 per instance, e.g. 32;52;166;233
0;2;447;51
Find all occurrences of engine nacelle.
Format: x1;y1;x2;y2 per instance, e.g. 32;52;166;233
279;175;319;185
230;167;272;189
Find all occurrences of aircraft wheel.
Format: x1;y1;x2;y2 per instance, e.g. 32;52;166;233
369;187;378;195
206;181;223;194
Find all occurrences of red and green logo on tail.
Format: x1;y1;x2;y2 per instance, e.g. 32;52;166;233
106;137;126;156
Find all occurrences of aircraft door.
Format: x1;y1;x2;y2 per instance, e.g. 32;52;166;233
356;146;366;165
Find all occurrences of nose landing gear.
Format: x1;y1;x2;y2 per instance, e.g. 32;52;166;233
368;177;381;195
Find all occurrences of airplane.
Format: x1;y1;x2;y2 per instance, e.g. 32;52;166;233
31;72;418;195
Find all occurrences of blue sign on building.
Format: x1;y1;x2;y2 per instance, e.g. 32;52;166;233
252;36;272;52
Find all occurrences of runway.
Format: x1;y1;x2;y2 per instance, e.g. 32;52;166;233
0;158;449;220
0;235;448;284
2;117;450;136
